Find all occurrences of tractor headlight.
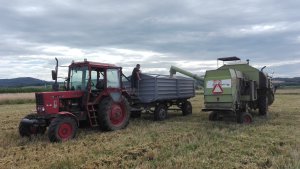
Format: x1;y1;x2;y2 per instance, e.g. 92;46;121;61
37;106;45;112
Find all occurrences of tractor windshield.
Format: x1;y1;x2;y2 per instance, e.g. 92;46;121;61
69;66;89;91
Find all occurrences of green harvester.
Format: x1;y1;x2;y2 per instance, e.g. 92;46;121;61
170;56;275;123
202;57;275;123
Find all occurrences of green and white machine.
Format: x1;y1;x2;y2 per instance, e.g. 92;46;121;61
202;57;275;123
169;57;275;124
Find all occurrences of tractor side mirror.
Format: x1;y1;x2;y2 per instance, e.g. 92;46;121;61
52;70;57;80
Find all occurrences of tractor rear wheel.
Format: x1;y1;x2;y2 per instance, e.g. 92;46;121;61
48;116;77;142
182;101;192;116
154;104;168;121
19;114;46;137
238;112;253;124
258;96;268;116
98;97;130;131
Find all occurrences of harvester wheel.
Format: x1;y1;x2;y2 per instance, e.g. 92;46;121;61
48;116;77;142
154;104;168;121
19;114;46;137
182;101;192;116
238;112;253;124
98;97;130;131
208;111;219;121
258;96;268;116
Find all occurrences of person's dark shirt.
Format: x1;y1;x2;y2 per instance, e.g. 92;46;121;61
131;67;139;82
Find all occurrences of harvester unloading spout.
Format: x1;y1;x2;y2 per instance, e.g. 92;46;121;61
169;65;204;84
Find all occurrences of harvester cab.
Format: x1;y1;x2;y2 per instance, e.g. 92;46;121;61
202;57;275;124
19;59;130;142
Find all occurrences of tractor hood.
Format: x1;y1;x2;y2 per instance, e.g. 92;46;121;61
35;91;84;114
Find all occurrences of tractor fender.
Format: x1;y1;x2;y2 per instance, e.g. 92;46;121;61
56;111;79;126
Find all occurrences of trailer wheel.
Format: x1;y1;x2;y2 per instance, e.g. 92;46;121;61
182;101;192;116
154;104;168;121
19;114;46;137
238;112;253;124
208;111;219;121
48;116;77;142
98;97;130;131
258;96;268;116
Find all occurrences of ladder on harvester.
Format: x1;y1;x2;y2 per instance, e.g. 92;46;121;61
87;104;98;127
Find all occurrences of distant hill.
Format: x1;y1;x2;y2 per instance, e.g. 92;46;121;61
0;77;50;88
273;77;300;86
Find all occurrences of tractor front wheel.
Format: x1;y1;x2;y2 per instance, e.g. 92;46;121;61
154;104;168;121
238;112;253;124
181;101;192;116
98;97;130;131
48;116;77;142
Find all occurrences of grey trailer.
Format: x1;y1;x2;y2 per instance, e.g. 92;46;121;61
123;74;195;120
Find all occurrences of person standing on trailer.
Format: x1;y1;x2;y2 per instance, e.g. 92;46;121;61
131;64;141;95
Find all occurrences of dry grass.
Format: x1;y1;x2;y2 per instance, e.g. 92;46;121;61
0;93;35;101
0;93;35;105
275;88;300;95
0;91;299;169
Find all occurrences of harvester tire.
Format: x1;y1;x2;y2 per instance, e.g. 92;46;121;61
154;104;168;121
19;114;46;137
98;97;130;131
182;101;192;116
208;111;218;121
258;96;268;116
48;116;77;142
238;112;253;124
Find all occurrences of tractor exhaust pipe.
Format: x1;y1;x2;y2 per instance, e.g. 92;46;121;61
52;58;59;91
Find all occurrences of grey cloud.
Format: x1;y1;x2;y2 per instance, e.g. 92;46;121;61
1;0;300;80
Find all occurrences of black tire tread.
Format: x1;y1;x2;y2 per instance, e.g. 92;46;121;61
154;104;168;121
47;116;77;142
182;101;192;116
258;96;268;116
98;97;130;131
237;112;253;124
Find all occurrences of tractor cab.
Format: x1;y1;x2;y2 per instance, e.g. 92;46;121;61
66;61;123;104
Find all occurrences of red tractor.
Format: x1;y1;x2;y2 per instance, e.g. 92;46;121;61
19;59;131;142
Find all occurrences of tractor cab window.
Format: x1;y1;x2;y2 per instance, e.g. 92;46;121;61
70;66;89;91
91;69;105;90
107;69;120;88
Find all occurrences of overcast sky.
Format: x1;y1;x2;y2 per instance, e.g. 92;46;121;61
1;0;300;80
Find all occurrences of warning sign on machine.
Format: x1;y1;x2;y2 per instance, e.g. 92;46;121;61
206;79;231;94
212;81;223;94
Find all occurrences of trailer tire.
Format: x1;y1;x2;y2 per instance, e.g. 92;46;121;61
19;114;46;137
182;101;192;116
238;112;253;124
48;116;77;142
258;96;268;116
98;97;130;131
154;104;168;121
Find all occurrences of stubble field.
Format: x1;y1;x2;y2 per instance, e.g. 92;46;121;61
0;89;299;169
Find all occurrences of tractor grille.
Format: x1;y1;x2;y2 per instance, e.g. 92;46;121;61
35;93;44;105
